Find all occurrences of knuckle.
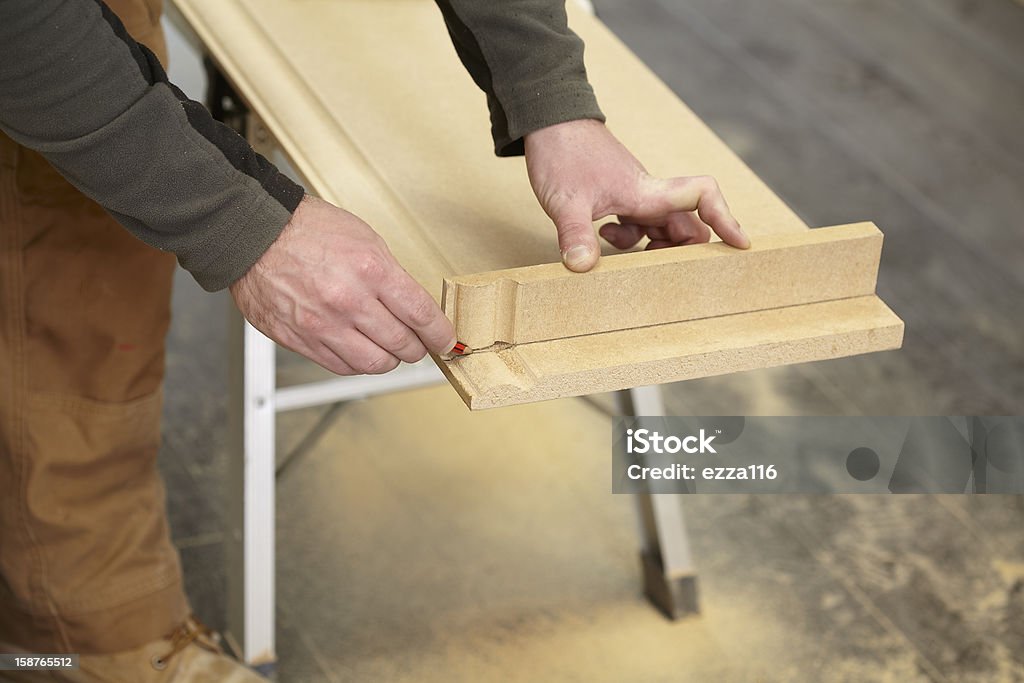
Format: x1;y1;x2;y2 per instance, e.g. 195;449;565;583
627;179;650;208
557;221;589;235
352;295;376;318
384;328;413;351
697;175;721;193
628;189;646;213
321;283;355;312
407;296;438;328
361;353;399;375
405;347;428;363
352;250;389;282
295;309;323;333
335;364;358;377
548;188;580;210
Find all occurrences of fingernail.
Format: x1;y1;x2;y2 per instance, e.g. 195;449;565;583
444;338;458;355
737;225;751;248
563;245;593;270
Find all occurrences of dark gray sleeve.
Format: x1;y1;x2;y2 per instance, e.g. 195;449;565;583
0;0;304;291
434;0;605;156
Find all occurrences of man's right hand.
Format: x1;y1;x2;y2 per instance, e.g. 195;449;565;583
230;195;457;375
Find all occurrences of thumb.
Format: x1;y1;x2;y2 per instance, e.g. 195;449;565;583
551;203;600;272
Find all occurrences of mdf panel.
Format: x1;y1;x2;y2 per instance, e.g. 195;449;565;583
443;223;883;349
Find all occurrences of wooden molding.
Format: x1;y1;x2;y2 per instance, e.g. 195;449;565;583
442;223;883;349
441;295;904;410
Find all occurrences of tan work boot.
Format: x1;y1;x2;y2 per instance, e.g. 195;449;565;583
1;617;268;682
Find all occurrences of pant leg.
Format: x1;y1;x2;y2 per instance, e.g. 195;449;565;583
0;0;191;653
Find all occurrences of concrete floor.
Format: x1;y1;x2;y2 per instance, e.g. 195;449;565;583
159;0;1024;681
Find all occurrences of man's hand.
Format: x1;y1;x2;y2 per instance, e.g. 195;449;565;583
524;119;750;272
230;195;456;375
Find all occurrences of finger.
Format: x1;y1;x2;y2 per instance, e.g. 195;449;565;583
378;269;456;354
645;239;676;250
616;213;671;228
278;327;358;376
642;176;750;249
598;222;645;250
262;323;356;376
645;225;669;241
550;201;599;272
326;329;401;375
665;212;711;245
314;343;359;376
355;301;429;364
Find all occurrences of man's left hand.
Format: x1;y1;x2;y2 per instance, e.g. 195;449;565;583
524;119;750;272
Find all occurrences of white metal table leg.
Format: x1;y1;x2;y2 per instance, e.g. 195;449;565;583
220;110;448;671
617;385;699;618
227;309;278;669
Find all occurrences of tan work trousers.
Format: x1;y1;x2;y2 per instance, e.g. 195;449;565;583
0;0;191;654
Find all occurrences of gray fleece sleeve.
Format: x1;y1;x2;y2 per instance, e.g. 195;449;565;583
435;0;605;156
0;0;304;291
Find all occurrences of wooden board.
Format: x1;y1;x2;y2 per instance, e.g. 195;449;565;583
443;222;883;349
170;0;903;409
441;296;904;409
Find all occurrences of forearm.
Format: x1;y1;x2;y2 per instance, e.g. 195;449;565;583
0;0;303;291
435;0;605;156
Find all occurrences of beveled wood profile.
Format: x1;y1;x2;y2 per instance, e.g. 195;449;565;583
441;295;904;410
442;222;884;350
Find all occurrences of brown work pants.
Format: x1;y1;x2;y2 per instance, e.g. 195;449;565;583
0;0;191;654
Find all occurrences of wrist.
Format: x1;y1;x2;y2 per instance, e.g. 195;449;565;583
524;118;606;153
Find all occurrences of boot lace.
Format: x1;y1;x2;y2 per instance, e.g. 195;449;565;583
151;615;223;671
